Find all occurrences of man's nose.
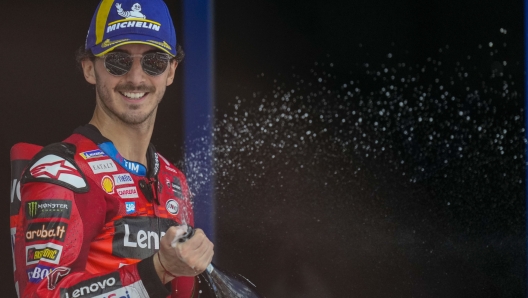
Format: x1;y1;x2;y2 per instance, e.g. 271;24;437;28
125;58;146;84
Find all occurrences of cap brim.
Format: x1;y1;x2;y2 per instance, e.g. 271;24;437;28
90;33;176;57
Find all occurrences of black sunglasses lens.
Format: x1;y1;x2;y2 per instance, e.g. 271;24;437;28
141;53;170;76
104;52;132;76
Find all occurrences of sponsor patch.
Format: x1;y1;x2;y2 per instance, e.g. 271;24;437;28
101;176;115;194
30;155;86;189
27;264;53;284
79;149;107;160
117;187;139;199
112;217;178;259
165;199;179;215
125;202;135;214
26;222;68;242
107;3;161;36
113;173;134;186
26;243;63;265
59;272;121;298
123;160;142;175
47;267;71;290
98;142;147;176
26;200;71;220
171;177;183;198
88;159;118;174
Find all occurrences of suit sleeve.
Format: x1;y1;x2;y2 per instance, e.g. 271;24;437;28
13;152;170;298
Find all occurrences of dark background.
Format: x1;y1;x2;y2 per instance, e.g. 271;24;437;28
1;1;524;297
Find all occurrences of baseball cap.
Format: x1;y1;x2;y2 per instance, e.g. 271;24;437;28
85;0;177;57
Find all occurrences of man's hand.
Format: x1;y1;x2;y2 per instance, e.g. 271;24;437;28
155;227;214;281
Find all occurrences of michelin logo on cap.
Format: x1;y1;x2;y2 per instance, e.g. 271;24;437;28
86;0;177;57
107;3;161;34
116;3;146;19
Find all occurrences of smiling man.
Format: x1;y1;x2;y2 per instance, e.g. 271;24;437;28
11;0;214;297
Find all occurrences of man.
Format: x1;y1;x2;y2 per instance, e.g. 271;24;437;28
11;0;214;297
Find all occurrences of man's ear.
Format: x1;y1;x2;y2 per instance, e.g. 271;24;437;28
166;60;178;86
82;59;96;85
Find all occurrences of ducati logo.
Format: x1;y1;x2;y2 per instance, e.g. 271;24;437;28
47;267;71;290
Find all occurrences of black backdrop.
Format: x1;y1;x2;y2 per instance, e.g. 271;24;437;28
1;1;524;297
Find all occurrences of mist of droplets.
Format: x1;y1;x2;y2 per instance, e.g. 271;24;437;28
179;28;523;230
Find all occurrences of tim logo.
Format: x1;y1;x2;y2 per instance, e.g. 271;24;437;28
124;160;140;174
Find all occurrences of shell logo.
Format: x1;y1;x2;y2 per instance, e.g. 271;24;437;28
101;176;115;194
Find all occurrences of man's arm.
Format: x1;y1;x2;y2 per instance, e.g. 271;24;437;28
14;179;171;298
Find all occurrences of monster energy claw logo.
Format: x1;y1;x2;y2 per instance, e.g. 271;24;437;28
28;201;38;217
25;200;72;219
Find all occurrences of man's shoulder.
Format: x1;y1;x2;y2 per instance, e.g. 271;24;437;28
21;141;90;193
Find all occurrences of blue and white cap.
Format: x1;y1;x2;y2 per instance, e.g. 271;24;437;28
85;0;177;57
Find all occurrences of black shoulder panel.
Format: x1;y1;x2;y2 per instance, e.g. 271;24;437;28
21;142;90;193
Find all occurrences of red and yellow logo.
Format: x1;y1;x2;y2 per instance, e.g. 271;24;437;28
101;176;115;194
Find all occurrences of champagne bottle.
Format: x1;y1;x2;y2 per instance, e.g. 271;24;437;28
174;226;265;298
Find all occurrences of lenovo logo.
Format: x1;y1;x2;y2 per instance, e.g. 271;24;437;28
112;217;178;259
60;272;121;298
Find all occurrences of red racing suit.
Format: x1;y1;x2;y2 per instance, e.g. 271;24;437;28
11;124;197;298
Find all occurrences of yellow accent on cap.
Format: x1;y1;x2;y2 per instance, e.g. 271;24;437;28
108;18;161;26
95;41;175;57
95;0;115;45
146;40;172;50
101;38;131;48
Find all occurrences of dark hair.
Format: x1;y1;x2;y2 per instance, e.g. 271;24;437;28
75;44;185;68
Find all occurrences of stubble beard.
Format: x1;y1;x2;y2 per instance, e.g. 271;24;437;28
95;73;162;126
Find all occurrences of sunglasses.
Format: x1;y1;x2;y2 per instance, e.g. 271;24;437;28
102;52;172;76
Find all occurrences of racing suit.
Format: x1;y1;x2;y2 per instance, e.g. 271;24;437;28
11;124;197;298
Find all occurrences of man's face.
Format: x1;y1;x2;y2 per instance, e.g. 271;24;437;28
83;44;177;126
